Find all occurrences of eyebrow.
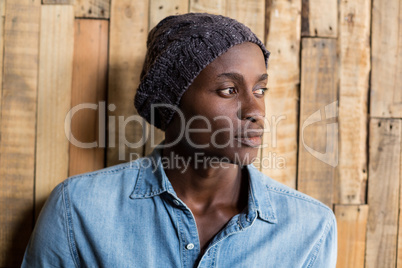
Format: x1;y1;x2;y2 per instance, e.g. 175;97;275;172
217;73;268;83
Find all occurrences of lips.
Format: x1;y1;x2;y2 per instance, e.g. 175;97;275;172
234;129;264;147
235;136;262;147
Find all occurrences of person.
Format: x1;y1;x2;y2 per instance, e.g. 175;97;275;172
22;13;337;267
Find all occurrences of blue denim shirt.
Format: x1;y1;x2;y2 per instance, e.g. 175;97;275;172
22;146;337;268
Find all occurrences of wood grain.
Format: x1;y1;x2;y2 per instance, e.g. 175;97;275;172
297;38;337;207
301;0;337;38
226;0;265;41
35;5;74;217
0;0;41;266
398;119;402;268
336;0;371;204
189;0;226;15
43;0;74;4
335;205;368;268
370;0;402;118
74;0;109;18
69;19;108;176
149;0;188;29
261;0;301;188
365;119;401;268
107;0;149;165
0;0;5;123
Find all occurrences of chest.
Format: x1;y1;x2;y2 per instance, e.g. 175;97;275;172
192;208;239;252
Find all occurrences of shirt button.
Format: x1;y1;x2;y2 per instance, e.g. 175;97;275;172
186;243;194;250
173;200;180;206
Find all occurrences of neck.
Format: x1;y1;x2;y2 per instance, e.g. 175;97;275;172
161;144;248;213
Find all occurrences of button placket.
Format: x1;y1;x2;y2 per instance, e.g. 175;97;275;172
171;197;200;267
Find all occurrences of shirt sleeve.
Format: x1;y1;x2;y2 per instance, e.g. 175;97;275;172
21;182;78;268
308;211;338;268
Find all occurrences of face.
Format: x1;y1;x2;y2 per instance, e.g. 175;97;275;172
165;42;268;166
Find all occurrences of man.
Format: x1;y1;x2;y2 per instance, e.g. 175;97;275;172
22;13;337;267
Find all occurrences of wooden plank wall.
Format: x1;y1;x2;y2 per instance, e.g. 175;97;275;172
366;1;402;268
0;0;401;267
35;5;74;217
68;19;108;176
0;0;41;266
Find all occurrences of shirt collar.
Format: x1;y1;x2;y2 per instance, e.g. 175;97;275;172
129;143;277;224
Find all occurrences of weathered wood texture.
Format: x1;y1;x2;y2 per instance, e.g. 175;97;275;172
0;0;41;266
398;123;402;268
35;5;74;217
336;0;370;204
43;0;109;18
298;38;338;208
370;0;402;118
301;0;337;37
42;0;74;4
0;0;5;118
261;0;300;188
68;19;108;176
74;0;109;18
226;0;265;41
189;0;226;15
149;0;188;29
335;205;368;268
365;119;401;268
107;0;149;165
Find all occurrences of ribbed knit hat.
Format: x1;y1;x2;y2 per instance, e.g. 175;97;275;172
134;13;270;131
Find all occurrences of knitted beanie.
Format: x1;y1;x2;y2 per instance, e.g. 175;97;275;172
134;13;270;131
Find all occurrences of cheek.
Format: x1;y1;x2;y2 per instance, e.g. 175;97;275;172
183;104;238;144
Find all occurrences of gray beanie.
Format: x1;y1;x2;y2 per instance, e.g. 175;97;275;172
134;13;270;131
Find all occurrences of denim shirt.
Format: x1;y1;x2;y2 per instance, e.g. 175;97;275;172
22;146;337;268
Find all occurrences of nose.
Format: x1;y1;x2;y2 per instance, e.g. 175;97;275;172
236;91;265;127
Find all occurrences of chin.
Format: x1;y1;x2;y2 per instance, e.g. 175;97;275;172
214;146;260;167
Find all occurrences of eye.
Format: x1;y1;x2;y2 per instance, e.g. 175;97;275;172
217;87;237;97
253;87;268;97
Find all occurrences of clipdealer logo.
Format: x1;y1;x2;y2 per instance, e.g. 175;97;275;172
301;101;338;167
63;101;338;167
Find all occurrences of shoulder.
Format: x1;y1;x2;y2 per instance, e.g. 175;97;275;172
251;167;337;266
250;165;336;226
64;157;150;190
59;156;156;204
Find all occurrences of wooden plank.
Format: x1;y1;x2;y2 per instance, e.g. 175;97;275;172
398;120;402;268
370;0;402;118
301;0;337;37
336;0;371;204
365;119;401;268
335;205;368;268
0;0;41;266
74;0;109;19
0;0;5;123
144;0;189;156
260;0;301;188
69;19;108;176
43;0;74;4
297;38;337;207
35;5;74;217
149;0;188;29
189;0;226;15
107;0;149;165
226;0;265;41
